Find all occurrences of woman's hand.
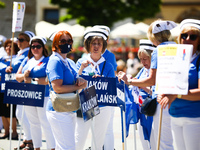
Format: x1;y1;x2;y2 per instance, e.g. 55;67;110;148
5;66;13;73
157;94;177;109
81;60;91;69
76;77;87;87
117;71;128;84
78;60;91;75
24;70;30;77
92;74;101;78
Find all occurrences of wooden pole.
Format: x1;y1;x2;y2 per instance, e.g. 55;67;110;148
156;107;163;150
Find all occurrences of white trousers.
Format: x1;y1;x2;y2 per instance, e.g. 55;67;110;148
16;104;32;140
46;111;76;150
137;119;156;150
25;97;55;149
171;116;200;150
75;107;112;150
152;105;174;150
103;107;115;150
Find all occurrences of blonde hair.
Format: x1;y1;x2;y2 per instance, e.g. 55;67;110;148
138;48;152;60
147;19;171;45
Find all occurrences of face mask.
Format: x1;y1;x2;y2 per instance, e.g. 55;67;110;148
59;43;72;54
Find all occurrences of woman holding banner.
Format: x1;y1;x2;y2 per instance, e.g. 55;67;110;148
5;31;34;149
46;30;87;150
0;39;19;140
157;19;200;150
118;19;177;150
16;36;55;150
75;27;115;150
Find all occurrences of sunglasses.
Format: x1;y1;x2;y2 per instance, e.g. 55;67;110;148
17;38;26;42
59;39;73;45
31;45;42;49
181;33;198;41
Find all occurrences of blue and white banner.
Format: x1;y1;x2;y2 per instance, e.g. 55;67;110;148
80;75;117;106
79;85;100;122
4;81;45;107
1;71;16;92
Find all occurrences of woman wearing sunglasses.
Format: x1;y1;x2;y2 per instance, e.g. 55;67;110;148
16;36;55;150
157;19;200;150
75;27;115;150
46;30;87;150
118;19;177;150
5;31;35;150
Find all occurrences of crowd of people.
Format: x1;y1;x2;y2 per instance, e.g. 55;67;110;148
0;18;199;150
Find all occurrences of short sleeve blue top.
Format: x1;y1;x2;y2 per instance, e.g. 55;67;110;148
102;49;117;71
21;56;49;97
169;55;200;118
11;48;29;73
46;55;78;111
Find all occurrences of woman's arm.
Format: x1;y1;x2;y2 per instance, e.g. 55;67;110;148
118;68;156;87
51;79;87;94
15;66;25;83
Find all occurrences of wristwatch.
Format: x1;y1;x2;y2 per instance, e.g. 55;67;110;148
177;94;182;98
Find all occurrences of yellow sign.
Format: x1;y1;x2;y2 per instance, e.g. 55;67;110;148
158;46;177;56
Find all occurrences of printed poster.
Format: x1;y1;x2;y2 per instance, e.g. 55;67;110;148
155;44;193;94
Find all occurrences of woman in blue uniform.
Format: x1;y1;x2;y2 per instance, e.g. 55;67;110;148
0;39;19;140
16;36;55;150
75;27;115;150
5;31;35;150
158;19;200;150
46;30;87;150
134;39;156;150
118;20;177;150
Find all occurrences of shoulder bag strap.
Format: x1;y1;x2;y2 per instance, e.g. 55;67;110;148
100;61;106;76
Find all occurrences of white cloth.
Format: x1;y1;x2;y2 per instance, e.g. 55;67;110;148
152;21;177;34
16;105;32;140
152;105;174;150
180;19;200;31
24;97;55;149
103;107;115;150
75;107;112;150
17;47;29;56
87;55;105;75
27;56;44;71
46;111;76;150
171;117;200;150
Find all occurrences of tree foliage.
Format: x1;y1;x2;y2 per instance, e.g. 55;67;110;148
0;1;5;8
50;0;161;27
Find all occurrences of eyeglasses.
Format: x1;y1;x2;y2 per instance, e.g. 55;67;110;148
17;38;26;42
91;43;102;47
181;33;198;41
59;39;73;45
31;45;42;49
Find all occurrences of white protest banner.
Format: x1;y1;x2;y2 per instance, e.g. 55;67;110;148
12;2;25;32
155;44;193;95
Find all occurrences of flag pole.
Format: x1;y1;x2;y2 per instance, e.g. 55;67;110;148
8;32;15;150
156;107;163;150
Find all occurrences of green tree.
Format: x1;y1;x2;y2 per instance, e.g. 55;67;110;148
50;0;161;27
0;1;5;8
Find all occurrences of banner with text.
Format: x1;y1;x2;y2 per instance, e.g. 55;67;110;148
79;85;100;122
4;81;45;107
80;75;117;106
155;44;193;94
1;71;16;92
12;2;25;32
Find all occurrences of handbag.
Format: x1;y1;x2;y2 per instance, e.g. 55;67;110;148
50;91;80;112
140;87;157;116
